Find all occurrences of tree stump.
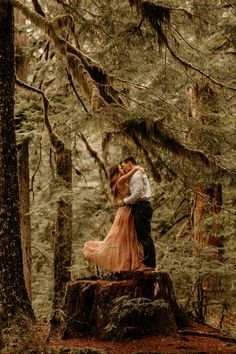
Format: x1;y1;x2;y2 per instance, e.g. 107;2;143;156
61;271;188;341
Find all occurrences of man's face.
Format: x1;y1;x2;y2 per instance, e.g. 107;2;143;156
121;161;133;174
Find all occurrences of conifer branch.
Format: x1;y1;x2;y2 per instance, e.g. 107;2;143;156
165;40;236;91
126;133;162;183
170;24;201;55
122;119;236;179
114;88;152;112
15;77;64;152
77;132;108;179
170;7;234;45
101;131;120;162
128;0;236;90
31;0;46;17
11;0;121;111
114;77;187;114
52;0;100;18
102;130;171;183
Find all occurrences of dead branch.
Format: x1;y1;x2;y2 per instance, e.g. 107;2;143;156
67;70;89;113
15;77;64;152
179;329;236;343
223;0;236;10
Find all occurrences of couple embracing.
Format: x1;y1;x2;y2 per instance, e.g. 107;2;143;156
83;157;156;273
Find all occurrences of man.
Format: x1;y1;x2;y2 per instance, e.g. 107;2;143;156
121;157;156;269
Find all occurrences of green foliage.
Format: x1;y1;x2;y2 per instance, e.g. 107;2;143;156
104;295;175;339
11;0;236;338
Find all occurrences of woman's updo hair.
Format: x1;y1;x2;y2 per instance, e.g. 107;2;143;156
108;164;120;202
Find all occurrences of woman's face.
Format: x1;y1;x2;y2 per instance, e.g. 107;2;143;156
119;165;125;177
121;161;132;174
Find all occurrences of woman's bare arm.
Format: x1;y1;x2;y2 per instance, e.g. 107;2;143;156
117;166;141;187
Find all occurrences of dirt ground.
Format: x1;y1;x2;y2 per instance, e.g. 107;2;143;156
42;320;236;354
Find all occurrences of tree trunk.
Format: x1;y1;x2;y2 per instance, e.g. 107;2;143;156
18;141;32;300
15;1;32;300
50;148;72;328
61;272;189;340
193;185;223;250
14;5;28;81
0;0;35;321
188;84;223;257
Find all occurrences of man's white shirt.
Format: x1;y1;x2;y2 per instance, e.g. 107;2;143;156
123;171;151;204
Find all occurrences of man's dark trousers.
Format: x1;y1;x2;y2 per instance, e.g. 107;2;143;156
132;201;156;268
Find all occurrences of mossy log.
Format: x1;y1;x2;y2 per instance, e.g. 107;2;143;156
61;271;188;341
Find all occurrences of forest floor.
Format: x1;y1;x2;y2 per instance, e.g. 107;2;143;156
37;320;236;354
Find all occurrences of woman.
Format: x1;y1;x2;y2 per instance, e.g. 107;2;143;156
83;164;150;272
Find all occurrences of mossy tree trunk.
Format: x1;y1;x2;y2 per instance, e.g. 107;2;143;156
50;146;72;328
0;0;35;321
42;97;73;328
62;272;188;340
188;84;223;256
15;2;32;301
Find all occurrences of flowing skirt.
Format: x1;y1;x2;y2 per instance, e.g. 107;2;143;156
83;205;147;272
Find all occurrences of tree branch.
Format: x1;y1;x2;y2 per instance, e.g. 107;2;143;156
223;0;236;10
77;132;108;179
179;330;236;343
128;0;236;90
66;70;89;113
15;77;64;152
11;0;118;111
122;118;236;181
166;40;236;90
31;0;46;17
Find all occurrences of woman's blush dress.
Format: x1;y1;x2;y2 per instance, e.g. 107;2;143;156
83;204;147;272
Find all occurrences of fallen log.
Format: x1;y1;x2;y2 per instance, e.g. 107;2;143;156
179;330;236;343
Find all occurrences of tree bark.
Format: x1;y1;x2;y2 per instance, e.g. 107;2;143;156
50;148;72;328
15;5;28;81
61;272;189;340
15;2;32;300
18;141;32;300
188;84;223;257
193;185;223;250
0;0;35;320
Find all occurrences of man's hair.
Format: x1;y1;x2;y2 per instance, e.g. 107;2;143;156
123;156;137;165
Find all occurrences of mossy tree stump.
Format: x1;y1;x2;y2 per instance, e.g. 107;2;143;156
61;271;188;340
